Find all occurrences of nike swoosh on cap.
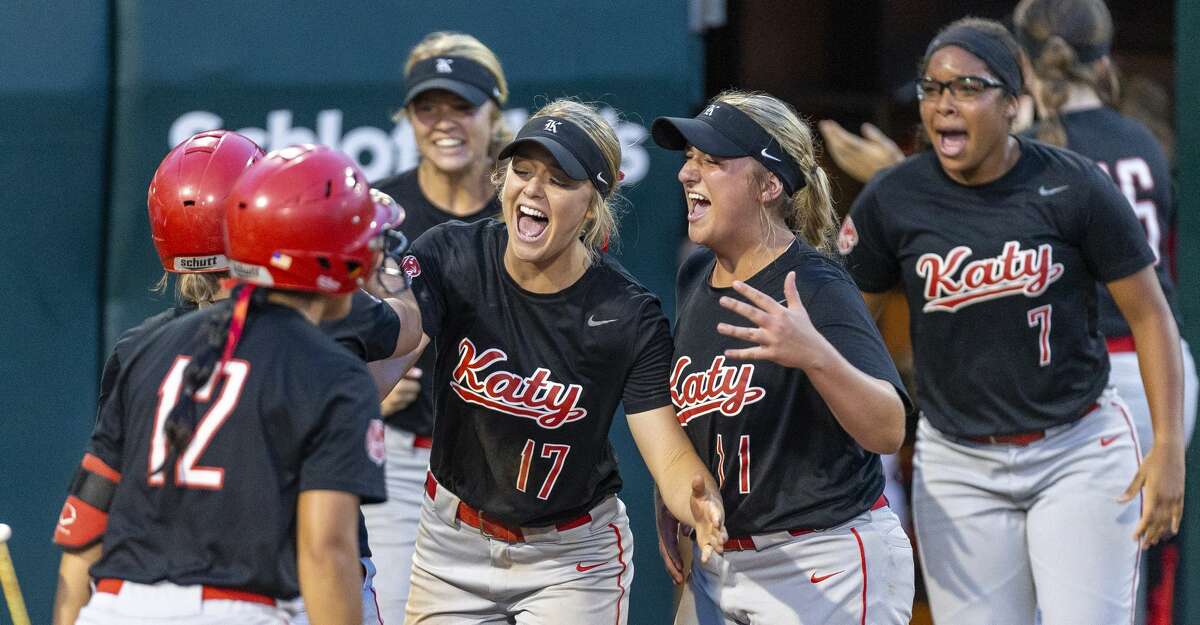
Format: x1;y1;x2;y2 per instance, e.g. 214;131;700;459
760;147;782;162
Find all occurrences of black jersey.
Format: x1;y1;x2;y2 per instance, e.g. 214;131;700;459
673;243;910;534
87;300;387;599
373;168;500;436
405;219;673;526
1057;107;1181;337
319;289;401;559
842;137;1155;438
98;305;195;412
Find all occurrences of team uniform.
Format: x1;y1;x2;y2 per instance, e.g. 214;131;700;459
363;168;499;620
841;136;1155;625
1046;108;1199;452
72;299;387;624
671;242;914;625
402;219;674;625
98;305;195;409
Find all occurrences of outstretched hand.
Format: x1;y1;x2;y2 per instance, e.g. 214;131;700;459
689;474;726;564
717;272;830;370
818;120;904;184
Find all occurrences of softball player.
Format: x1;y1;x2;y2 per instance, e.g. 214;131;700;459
1014;3;1199;621
52;142;422;623
366;31;506;622
839;18;1186;625
400;99;726;625
652;91;915;625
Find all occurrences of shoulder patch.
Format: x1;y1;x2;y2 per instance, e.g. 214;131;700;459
837;215;859;256
401;255;421;278
366;419;386;466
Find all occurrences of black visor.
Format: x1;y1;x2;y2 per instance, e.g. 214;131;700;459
404;56;502;107
652;103;805;195
498;116;613;197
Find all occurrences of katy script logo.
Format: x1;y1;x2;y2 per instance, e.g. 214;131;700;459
671;356;766;424
169;107;651;185
450;337;587;429
915;241;1064;313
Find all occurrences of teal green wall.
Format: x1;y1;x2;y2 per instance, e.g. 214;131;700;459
0;2;702;622
1176;1;1200;622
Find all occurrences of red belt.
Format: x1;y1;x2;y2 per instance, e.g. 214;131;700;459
963;402;1100;446
1107;335;1136;353
424;472;590;543
95;578;275;606
413;435;434;449
722;495;889;552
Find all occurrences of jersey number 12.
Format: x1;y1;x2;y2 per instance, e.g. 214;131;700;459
148;356;250;489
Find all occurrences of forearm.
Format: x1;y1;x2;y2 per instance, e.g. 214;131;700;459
1128;308;1185;452
388;289;424;356
299;541;361;625
804;337;905;454
52;545;101;625
367;334;428;401
629;410;717;528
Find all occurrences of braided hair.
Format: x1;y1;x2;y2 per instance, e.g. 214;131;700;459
151;283;263;483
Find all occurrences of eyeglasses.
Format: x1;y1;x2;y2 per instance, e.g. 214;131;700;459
915;76;1008;102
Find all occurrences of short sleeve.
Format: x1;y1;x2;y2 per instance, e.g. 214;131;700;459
404;226;450;341
807;277;913;414
299;366;387;504
322;291;401;362
621;298;675;414
840;186;901;293
95;350;122;422
87;375;127;470
1079;166;1156;283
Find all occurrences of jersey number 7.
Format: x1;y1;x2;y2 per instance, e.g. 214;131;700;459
148;356;250;489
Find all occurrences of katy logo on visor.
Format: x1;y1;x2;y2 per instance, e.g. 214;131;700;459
543;120;562;133
435;58;454;73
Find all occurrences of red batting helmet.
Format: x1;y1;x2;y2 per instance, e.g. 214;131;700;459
147;130;265;273
223;144;399;294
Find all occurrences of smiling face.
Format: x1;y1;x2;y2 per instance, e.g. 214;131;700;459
920;46;1018;184
678;146;771;252
408;90;496;175
501;142;594;267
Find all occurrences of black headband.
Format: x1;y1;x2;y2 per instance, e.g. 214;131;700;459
925;25;1023;95
404;55;502;107
651;102;805;196
498;116;614;197
1014;26;1111;64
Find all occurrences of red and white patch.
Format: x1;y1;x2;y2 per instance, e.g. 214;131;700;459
915;241;1064;313
401;255;421;278
670;356;766;425
449;338;588;429
837;215;859;255
366;419;386;466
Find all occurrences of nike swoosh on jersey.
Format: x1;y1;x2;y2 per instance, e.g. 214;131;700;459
810;570;845;583
587;315;617;327
1100;434;1121;447
1038;185;1069;196
760;147;782;162
576;561;606;572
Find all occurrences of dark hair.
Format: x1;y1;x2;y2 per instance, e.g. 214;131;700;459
1014;0;1116;146
922;17;1025;97
151;284;267;484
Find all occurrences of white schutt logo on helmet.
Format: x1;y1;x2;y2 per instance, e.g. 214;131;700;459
671;356;766;425
916;242;1064;313
450;338;587;429
836;216;859;255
